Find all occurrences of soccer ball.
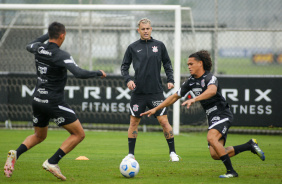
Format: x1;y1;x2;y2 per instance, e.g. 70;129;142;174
119;158;140;178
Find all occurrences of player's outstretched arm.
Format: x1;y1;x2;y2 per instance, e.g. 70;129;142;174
182;84;217;109
141;93;180;117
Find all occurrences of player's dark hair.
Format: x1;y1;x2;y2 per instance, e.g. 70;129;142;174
48;22;65;39
189;50;212;71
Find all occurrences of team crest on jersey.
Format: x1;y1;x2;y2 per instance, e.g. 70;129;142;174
152;46;158;52
201;79;205;87
133;104;139;112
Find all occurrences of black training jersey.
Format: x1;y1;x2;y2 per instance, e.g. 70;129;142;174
26;33;103;103
121;37;174;94
176;71;232;120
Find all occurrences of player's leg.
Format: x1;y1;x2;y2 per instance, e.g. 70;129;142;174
4;101;49;178
233;139;265;161
210;138;265;161
22;126;48;149
209;139;235;159
61;119;85;154
207;129;238;178
124;93;145;159
43;119;84;181
157;115;180;161
42;102;81;180
148;93;180;161
4;126;48;178
124;116;141;159
157;115;173;139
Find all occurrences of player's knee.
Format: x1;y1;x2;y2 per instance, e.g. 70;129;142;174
210;153;220;160
35;134;47;143
78;132;85;142
207;136;215;146
130;119;140;128
130;121;139;127
159;120;170;128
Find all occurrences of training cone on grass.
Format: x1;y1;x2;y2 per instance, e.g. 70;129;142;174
75;156;89;160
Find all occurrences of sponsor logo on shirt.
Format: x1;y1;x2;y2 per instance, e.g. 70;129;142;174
38;46;52;56
37;88;48;94
34;97;49;103
37;77;48;83
38;66;47;74
192;88;202;96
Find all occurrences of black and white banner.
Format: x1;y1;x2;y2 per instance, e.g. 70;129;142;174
0;74;280;127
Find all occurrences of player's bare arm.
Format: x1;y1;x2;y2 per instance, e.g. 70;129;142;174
141;93;180;117
182;84;217;109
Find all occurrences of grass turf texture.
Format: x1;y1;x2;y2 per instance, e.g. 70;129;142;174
0;129;281;184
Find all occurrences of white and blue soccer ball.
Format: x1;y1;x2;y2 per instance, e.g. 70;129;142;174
119;158;140;178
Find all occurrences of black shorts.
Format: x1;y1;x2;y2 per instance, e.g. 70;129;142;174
208;115;231;146
32;99;78;127
129;93;167;118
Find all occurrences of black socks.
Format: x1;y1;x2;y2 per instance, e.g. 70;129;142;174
48;148;66;164
128;138;136;155
166;138;176;153
220;154;235;173
233;140;252;155
16;144;28;159
128;137;176;155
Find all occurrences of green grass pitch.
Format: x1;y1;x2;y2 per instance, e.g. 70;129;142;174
0;129;281;184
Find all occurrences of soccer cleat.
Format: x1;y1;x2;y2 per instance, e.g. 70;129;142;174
219;171;238;178
250;139;265;161
42;160;66;181
169;152;181;162
4;150;17;177
123;154;135;161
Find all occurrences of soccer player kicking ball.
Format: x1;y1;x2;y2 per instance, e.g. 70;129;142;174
141;50;265;178
4;22;106;180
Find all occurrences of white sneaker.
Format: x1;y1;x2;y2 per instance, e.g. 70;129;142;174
4;150;17;177
123;154;135;160
169;152;180;162
42;160;66;181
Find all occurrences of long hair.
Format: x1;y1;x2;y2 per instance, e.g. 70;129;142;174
48;22;65;39
189;50;212;71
